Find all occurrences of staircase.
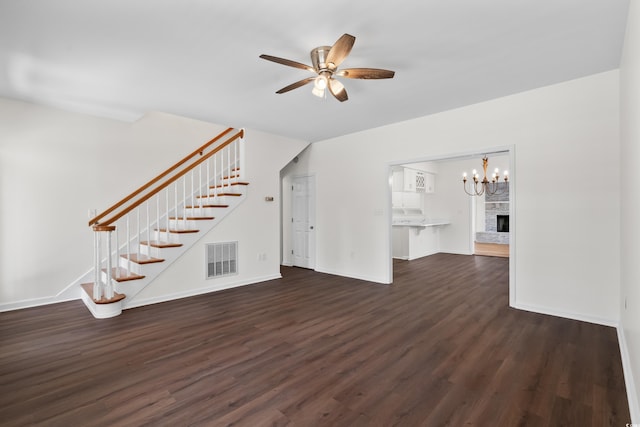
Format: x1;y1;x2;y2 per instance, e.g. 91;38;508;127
80;128;247;318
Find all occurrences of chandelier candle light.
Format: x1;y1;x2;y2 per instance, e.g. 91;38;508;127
463;156;509;196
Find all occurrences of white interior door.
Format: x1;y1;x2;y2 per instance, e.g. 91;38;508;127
292;175;315;269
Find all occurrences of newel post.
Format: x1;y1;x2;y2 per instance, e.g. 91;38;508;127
239;128;246;182
92;224;116;301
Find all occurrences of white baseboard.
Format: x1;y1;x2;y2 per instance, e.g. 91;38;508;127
123;274;282;310
513;302;618;327
0;294;78;313
618;327;640;423
314;267;391;285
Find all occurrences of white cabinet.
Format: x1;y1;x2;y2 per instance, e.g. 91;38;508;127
404;168;419;192
424;172;435;193
392;167;435;193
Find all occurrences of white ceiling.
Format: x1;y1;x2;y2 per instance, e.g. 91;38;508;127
0;0;629;142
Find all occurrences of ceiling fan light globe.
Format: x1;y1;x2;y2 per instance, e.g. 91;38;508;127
312;86;325;98
314;75;328;90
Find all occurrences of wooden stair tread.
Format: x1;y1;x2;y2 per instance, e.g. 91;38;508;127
103;267;145;282
122;253;164;264
155;228;199;234
141;240;183;248
81;283;126;304
196;193;243;198
169;216;215;221
185;204;229;209
209;182;250;189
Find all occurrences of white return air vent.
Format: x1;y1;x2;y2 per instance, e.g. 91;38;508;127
206;241;238;278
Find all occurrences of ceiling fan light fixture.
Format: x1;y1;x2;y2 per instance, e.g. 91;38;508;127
311;86;325;98
314;74;328;90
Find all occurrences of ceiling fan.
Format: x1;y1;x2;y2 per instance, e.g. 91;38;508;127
259;33;395;102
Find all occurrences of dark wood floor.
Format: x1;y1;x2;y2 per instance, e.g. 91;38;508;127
0;254;630;426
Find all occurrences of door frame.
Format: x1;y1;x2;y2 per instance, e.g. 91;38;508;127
387;145;516;307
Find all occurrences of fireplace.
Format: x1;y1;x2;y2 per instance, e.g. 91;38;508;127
497;215;509;233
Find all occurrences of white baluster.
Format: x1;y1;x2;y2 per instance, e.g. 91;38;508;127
205;159;210;209
126;214;131;272
239;130;246;182
182;176;187;226
136;208;140;259
146;201;150;249
214;155;218;201
165;188;170;242
174;181;178;231
156;196;160;244
105;230;114;299
198;166;202;212
93;231;100;301
234;139;239;183
115;226;120;279
227;145;231;191
189;169;196;229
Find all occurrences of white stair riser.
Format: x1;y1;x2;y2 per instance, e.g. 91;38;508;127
183;207;228;216
168;219;212;229
195;195;243;204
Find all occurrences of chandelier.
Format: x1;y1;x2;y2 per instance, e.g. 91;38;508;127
463;156;509;196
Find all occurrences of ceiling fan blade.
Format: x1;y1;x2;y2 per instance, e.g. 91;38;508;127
328;79;348;102
275;77;316;94
337;68;395;79
326;33;355;69
259;54;315;72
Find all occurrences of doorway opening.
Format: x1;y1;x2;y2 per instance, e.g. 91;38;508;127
388;148;515;306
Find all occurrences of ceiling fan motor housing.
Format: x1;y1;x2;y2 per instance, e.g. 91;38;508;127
311;46;334;72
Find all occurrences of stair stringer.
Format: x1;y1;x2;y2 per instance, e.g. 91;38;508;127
79;190;248;317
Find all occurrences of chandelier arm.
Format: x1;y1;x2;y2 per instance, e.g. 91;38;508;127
463;182;474;196
487;182;496;195
474;182;484;196
462;181;475;196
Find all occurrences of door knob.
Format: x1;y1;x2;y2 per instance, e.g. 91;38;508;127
310;226;314;230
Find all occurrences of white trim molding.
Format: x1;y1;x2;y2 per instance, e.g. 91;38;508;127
513;302;618;327
618;327;640;423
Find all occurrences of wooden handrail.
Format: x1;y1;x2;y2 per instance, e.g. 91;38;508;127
89;128;243;228
88;127;234;227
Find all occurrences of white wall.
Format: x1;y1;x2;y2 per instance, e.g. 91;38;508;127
620;0;640;420
0;98;308;309
283;70;620;325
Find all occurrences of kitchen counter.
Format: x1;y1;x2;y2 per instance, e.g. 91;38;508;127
392;218;450;227
392;219;449;260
